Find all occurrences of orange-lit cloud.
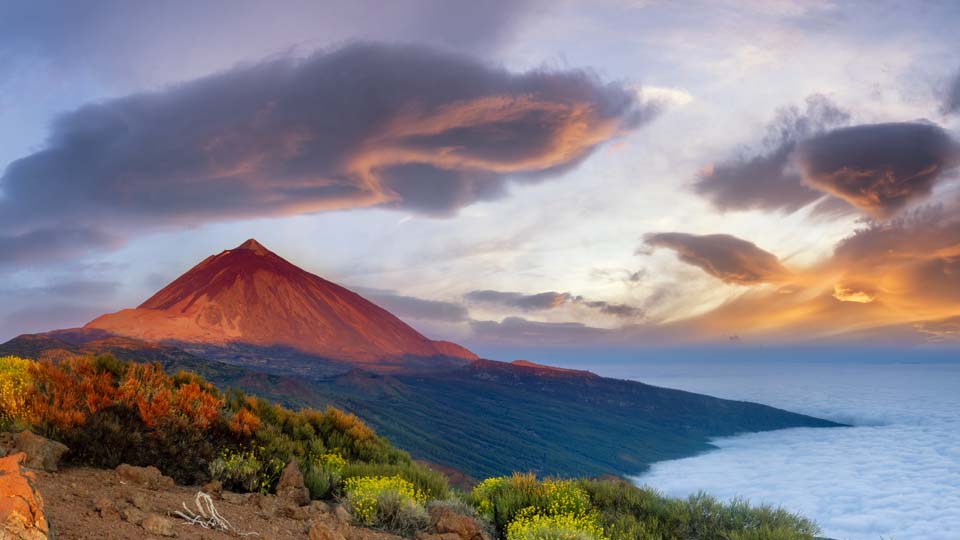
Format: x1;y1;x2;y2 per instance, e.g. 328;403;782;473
0;42;656;265
644;232;791;285
651;204;960;344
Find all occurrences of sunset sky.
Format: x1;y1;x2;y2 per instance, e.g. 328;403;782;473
2;0;960;351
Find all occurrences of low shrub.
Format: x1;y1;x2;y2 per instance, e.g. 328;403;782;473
342;475;428;534
209;447;285;494
0;356;32;430
506;507;607;540
303;452;346;500
577;479;819;540
342;461;450;501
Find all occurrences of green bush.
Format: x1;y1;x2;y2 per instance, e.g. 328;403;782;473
577;479;819;540
303;452;346;500
209;447;285;494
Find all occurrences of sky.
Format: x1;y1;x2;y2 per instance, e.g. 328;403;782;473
2;0;960;351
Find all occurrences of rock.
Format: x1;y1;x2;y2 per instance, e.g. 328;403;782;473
94;497;117;519
276;460;310;506
128;492;150;511
121;507;147;525
14;431;68;472
115;464;174;490
308;521;347;540
416;534;462;540
255;493;278;517
343;528;404;540
141;513;176;537
0;452;49;540
277;503;311;521
429;506;490;540
202;479;222;496
333;503;352;524
309;500;331;514
221;491;251;505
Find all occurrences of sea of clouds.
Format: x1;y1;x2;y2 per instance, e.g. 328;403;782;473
577;350;959;540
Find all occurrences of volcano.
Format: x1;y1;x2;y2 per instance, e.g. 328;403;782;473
85;239;477;365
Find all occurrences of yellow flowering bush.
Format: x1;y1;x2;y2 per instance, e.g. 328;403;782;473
471;476;507;520
0;356;32;429
342;475;427;530
318;452;347;472
506;507;608;540
542;479;592;518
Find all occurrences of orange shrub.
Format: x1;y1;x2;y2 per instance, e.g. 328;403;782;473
229;407;262;437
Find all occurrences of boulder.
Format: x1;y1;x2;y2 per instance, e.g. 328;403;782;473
93;497;118;519
416;534;462;540
333;503;352;524
343;528;404;540
121;507;147;525
141;513;176;537
14;431;68;472
115;464;174;490
308;520;346;540
429;506;490;540
221;491;252;505
276;460;311;506
0;452;49;540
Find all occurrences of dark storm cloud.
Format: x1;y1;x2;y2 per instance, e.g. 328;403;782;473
465;290;642;318
796;123;960;219
694;94;850;213
354;288;470;322
644;232;790;285
0;42;654;265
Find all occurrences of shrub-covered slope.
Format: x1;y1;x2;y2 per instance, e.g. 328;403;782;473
1;354;823;540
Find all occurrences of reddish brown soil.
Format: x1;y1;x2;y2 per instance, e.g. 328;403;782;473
33;466;335;540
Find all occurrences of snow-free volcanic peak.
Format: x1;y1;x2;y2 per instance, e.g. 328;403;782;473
85;239;477;365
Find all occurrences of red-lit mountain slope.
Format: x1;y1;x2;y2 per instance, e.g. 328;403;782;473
85;239;477;365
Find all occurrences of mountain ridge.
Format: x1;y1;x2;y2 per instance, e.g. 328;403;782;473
1;239;847;479
85;239;477;368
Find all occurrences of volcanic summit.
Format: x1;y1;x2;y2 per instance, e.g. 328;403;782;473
85;239;477;364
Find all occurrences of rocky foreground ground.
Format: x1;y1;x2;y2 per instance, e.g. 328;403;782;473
0;432;487;540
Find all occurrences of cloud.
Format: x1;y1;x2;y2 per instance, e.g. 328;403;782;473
630;357;960;540
0;227;122;267
795;123;960;219
913;316;960;342
694;94;850;213
465;289;642;318
660;202;960;343
644;232;790;285
353;287;469;322
942;68;960;115
0;41;655;265
1;279;119;299
469;316;613;345
466;290;571;310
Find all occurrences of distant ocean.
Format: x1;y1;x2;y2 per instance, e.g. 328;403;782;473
550;349;960;540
